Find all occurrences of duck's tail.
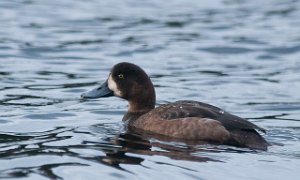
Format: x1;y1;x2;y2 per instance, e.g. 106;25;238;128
227;129;270;151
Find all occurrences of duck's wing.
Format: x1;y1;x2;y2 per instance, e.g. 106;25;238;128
157;100;266;133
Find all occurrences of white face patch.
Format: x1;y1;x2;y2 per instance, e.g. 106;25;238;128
108;74;122;97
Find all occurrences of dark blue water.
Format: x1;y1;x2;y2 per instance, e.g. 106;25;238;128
1;0;300;179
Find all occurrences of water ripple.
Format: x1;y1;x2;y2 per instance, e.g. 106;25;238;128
1;0;300;179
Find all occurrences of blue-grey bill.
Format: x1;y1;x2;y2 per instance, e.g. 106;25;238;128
81;81;113;99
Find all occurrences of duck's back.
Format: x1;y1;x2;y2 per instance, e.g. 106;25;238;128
128;100;269;150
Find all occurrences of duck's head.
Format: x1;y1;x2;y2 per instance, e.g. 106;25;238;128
81;62;156;112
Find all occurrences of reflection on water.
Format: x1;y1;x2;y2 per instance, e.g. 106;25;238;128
1;0;300;179
0;126;255;179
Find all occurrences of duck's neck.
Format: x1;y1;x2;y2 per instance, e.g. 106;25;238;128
122;102;154;122
128;100;155;112
123;87;156;122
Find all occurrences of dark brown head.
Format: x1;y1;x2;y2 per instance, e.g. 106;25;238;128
81;62;156;112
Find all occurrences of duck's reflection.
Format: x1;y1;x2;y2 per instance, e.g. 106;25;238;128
99;131;219;168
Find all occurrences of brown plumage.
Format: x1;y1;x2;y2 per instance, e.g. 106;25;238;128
82;62;269;150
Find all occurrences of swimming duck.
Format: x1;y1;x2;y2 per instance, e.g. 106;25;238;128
81;62;269;150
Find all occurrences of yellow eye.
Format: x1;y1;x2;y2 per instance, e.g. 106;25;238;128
118;74;124;79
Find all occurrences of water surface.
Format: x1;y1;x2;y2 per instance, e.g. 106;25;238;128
1;0;300;179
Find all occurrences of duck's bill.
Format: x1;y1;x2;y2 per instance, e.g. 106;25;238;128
81;81;113;99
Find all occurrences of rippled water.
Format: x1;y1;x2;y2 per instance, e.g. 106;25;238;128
1;0;300;179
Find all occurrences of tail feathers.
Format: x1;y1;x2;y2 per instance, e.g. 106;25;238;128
227;129;269;151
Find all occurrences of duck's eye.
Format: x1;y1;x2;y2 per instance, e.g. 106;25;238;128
118;74;124;79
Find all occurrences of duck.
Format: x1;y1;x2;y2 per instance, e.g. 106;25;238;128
81;62;269;150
